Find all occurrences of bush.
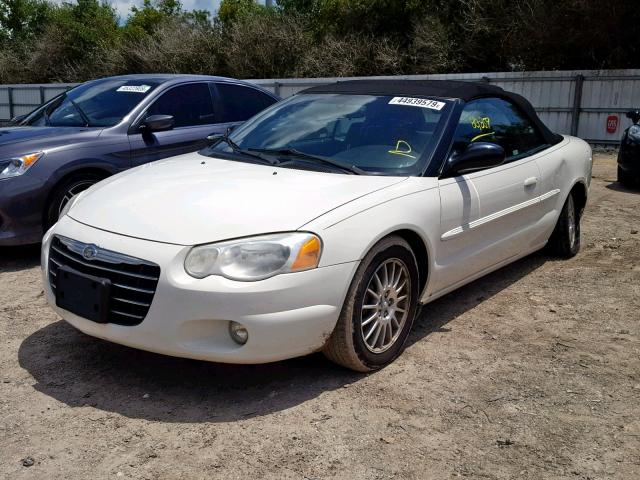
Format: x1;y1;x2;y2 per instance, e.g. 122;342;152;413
223;13;310;78
407;17;459;74
297;34;402;78
122;20;223;75
0;0;638;83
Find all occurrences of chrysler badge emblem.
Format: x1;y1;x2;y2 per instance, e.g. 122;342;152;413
82;245;98;260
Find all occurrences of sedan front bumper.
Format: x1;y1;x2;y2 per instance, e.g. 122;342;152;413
0;175;47;246
42;216;358;364
618;138;640;174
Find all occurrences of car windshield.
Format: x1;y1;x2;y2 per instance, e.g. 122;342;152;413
204;93;451;175
24;78;162;128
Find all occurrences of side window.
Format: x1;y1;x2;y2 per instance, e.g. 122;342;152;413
452;97;546;160
146;83;214;128
215;83;277;123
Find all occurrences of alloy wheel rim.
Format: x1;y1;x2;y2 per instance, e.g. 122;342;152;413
57;181;94;218
360;258;411;354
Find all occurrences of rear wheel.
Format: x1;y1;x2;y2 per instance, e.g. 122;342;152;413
618;165;634;187
323;236;420;372
44;172;104;231
547;192;580;258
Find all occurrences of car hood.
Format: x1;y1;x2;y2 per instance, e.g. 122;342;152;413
69;153;408;245
0;126;101;148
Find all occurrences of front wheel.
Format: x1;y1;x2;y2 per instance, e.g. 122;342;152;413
44;172;104;231
323;236;420;372
618;166;634;187
547;192;580;258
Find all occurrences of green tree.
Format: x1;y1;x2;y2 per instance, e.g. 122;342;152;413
23;0;122;81
0;0;52;42
218;0;266;26
276;0;319;15
288;0;433;40
125;0;184;36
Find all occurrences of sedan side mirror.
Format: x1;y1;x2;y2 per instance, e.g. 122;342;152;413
141;115;174;133
9;113;27;126
443;142;506;177
626;109;640;124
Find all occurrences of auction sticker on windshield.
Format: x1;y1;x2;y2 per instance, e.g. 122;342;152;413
117;85;151;93
388;97;446;110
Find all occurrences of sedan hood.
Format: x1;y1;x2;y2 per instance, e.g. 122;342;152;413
0;126;98;148
69;153;407;245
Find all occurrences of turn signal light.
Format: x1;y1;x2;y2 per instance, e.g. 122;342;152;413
291;236;321;271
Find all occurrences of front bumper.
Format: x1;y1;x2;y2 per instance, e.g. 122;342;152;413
0;175;47;246
42;216;358;364
618;140;640;174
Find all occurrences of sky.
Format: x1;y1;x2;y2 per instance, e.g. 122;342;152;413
113;0;222;19
50;0;269;21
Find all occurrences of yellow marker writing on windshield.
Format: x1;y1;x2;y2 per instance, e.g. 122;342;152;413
470;116;491;130
471;131;495;142
388;140;416;159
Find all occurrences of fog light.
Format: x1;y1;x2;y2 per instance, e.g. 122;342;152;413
229;321;248;345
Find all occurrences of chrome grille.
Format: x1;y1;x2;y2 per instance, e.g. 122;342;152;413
48;235;160;326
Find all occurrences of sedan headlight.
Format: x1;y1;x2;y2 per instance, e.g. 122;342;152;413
184;232;322;281
0;152;44;179
628;125;640;143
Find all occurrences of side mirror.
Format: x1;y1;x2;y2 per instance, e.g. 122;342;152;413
205;125;237;145
206;132;225;145
626;110;640;124
141;114;174;132
443;142;506;177
9;114;27;126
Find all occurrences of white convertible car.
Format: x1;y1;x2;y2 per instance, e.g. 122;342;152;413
42;80;592;371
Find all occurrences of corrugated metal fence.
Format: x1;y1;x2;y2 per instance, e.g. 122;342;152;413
2;69;640;145
0;83;75;122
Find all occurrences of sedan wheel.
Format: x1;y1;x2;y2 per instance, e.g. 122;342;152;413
57;180;95;218
617;166;635;187
547;192;581;258
45;172;104;231
323;235;420;372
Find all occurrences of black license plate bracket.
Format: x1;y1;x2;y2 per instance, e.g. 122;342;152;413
55;265;111;323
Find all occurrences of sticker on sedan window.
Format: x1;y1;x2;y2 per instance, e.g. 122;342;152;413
116;85;151;93
388;97;445;110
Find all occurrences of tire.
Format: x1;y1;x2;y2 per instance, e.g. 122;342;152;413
44;172;104;231
547;192;580;258
323;235;420;372
618;166;634;187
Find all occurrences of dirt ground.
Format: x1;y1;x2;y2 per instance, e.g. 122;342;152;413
0;152;638;480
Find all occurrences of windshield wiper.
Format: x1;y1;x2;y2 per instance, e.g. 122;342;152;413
69;99;91;127
248;147;365;175
215;136;280;166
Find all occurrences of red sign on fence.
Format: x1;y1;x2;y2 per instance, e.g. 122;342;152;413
606;115;618;134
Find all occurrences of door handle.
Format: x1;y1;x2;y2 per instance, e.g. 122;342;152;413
524;177;538;187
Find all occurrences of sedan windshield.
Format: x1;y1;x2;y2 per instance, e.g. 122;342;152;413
24;78;161;128
206;93;451;175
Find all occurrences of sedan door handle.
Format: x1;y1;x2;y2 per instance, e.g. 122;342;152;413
524;177;538;187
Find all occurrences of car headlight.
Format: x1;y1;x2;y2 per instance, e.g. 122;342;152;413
628;125;640;143
0;152;44;179
184;232;322;281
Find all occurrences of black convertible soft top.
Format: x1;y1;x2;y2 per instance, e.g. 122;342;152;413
301;79;563;146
